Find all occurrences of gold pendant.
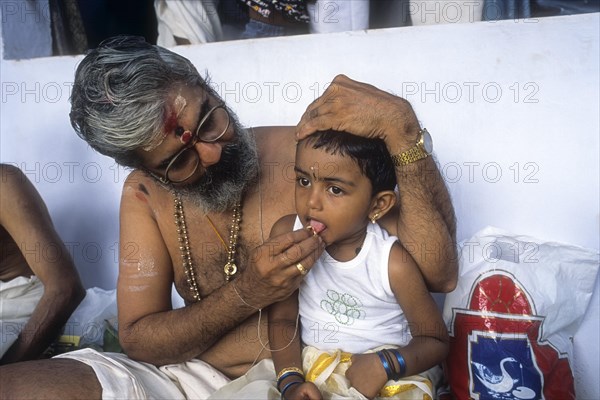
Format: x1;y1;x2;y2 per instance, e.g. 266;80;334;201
224;262;237;281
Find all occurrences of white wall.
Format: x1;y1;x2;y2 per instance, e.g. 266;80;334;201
1;12;598;397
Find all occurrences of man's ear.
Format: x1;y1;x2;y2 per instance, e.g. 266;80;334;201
368;190;396;223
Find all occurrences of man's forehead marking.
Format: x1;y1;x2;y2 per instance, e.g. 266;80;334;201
164;94;188;137
141;92;189;152
163;111;179;138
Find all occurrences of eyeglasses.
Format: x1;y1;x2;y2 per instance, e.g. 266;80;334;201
155;104;230;184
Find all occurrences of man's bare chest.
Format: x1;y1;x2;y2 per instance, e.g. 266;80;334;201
164;199;281;303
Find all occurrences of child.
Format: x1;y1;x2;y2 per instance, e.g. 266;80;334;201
209;130;448;399
269;130;448;399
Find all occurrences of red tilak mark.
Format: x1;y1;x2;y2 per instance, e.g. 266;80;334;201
163;111;178;136
180;130;193;144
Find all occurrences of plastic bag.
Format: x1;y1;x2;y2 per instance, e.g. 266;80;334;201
62;287;117;348
443;227;599;399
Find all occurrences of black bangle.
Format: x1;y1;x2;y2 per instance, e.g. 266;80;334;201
280;380;302;399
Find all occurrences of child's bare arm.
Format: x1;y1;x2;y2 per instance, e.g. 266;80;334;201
346;243;448;398
269;293;321;400
268;215;322;399
388;242;449;373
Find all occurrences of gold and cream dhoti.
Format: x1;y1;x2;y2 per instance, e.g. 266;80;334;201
209;345;443;400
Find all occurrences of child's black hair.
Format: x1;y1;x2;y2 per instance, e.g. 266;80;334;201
302;130;397;195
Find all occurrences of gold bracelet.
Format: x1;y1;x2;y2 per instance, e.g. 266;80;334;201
276;366;305;382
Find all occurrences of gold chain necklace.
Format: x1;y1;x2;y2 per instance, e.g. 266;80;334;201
206;204;242;281
173;194;242;302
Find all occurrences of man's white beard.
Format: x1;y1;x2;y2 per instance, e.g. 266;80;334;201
173;120;259;214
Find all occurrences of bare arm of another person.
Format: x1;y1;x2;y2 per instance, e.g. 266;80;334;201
0;165;85;364
117;174;325;367
296;75;457;292
346;244;449;398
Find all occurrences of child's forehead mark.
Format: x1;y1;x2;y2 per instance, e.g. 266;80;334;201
310;164;320;180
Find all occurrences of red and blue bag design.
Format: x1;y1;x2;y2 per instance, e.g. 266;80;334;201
443;227;599;399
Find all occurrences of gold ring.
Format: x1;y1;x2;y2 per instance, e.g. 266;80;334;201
295;262;307;276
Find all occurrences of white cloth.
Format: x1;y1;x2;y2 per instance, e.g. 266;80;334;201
209;359;279;399
209;347;441;399
308;0;370;34
154;0;223;47
0;275;44;357
296;217;411;353
56;348;230;399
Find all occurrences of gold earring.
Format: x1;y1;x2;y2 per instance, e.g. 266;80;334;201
371;212;380;224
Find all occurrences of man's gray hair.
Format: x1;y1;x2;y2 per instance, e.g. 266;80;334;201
70;36;216;168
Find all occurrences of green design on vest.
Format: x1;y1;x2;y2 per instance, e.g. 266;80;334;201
320;289;366;325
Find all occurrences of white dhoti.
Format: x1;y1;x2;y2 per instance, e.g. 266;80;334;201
57;348;230;399
209;346;442;399
0;275;44;358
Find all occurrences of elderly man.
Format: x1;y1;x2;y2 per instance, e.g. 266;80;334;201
0;36;456;398
0;164;85;365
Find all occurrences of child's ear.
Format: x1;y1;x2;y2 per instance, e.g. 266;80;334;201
368;190;397;223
